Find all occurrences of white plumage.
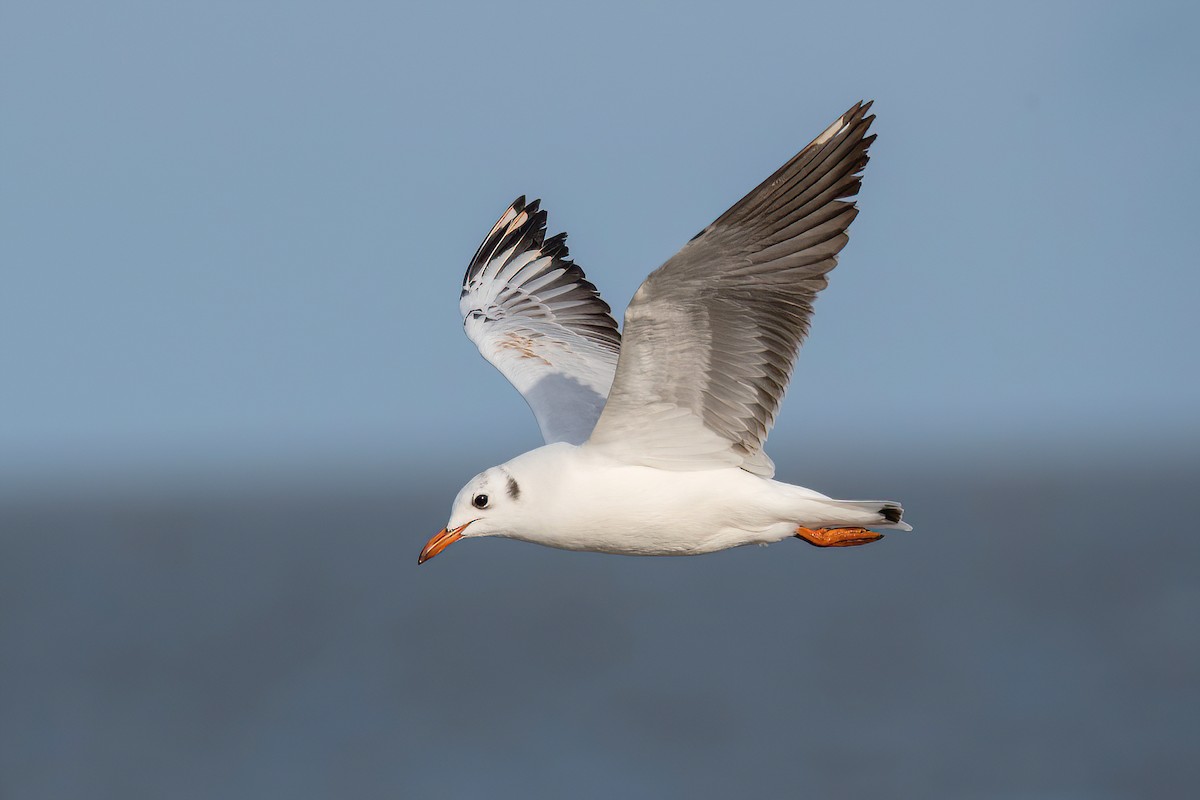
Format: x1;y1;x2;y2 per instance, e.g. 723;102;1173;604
421;101;910;564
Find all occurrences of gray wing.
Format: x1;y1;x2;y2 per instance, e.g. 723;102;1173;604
461;197;621;445
586;101;876;476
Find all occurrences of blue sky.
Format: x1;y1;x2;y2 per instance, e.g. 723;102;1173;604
2;0;1197;481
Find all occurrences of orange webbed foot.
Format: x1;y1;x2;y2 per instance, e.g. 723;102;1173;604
795;526;884;547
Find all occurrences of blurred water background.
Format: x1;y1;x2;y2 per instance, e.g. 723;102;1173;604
2;1;1198;798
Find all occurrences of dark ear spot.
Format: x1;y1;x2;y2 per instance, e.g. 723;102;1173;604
506;476;520;500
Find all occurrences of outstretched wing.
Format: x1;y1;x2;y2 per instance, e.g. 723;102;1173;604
587;101;877;476
461;197;621;445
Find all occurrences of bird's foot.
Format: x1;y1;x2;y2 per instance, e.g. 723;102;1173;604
795;526;883;547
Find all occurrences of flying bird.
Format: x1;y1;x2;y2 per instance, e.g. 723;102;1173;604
420;101;910;564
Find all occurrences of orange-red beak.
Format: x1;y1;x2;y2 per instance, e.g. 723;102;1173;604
418;522;471;564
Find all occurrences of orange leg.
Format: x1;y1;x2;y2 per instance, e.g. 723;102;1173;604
795;526;884;547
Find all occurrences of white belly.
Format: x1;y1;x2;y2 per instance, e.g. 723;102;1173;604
502;445;830;556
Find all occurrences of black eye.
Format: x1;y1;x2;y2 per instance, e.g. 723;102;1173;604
472;494;489;509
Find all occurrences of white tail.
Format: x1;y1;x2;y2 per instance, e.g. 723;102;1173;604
816;498;912;531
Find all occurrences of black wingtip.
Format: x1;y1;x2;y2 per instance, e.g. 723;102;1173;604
845;100;875;134
464;196;553;286
542;231;570;260
880;505;902;524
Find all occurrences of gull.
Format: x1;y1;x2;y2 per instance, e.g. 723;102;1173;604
420;101;910;564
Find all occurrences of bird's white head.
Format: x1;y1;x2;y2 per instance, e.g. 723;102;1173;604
419;465;526;564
